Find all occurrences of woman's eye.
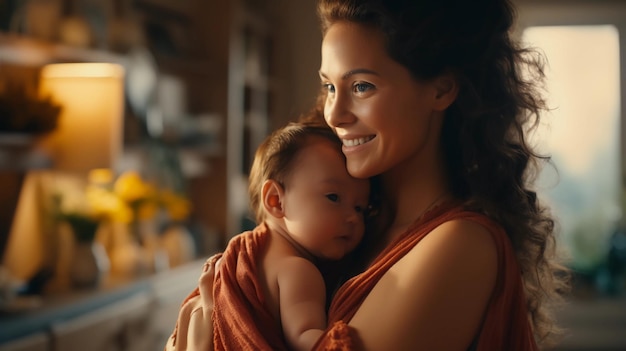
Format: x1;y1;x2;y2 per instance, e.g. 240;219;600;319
353;82;373;94
322;83;335;94
326;194;339;202
355;205;364;214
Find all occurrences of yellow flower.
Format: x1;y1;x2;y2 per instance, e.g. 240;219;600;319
85;185;133;223
88;168;114;186
62;169;194;225
113;171;156;204
159;189;191;221
137;202;159;221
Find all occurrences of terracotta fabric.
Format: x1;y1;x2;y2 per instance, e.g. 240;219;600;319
165;223;287;351
312;203;538;351
166;204;538;351
212;222;289;351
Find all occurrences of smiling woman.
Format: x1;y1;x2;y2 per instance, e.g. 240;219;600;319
319;21;453;181
169;0;570;350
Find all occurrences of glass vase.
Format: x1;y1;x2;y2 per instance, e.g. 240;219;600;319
69;240;110;288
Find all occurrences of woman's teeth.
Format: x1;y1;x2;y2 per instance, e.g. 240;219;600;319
343;136;374;147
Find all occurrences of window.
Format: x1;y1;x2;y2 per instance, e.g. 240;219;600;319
523;25;621;271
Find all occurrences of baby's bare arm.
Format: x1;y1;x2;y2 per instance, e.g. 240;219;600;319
277;257;327;351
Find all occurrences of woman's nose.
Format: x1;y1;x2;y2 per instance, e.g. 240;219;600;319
324;93;353;127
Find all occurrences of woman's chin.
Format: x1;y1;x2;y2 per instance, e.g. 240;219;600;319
346;161;376;179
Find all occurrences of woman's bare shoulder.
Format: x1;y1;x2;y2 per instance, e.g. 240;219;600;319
348;218;498;351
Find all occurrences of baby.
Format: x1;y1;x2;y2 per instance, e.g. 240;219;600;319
212;122;370;351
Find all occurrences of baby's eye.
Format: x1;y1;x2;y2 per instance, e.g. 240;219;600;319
353;82;373;94
326;193;339;202
355;205;364;214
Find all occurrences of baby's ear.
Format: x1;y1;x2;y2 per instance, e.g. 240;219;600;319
262;180;284;218
432;72;458;111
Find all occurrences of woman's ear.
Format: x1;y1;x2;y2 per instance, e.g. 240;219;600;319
262;179;284;218
432;72;459;111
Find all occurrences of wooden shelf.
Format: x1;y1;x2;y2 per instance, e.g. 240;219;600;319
154;54;215;77
0;33;127;67
0;134;52;170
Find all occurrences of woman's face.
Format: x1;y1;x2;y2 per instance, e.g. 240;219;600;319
319;21;448;179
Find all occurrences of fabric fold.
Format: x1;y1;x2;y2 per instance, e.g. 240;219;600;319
312;203;538;351
168;204;537;351
212;223;288;351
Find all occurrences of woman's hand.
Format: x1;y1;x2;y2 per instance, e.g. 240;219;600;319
165;254;222;351
189;254;221;350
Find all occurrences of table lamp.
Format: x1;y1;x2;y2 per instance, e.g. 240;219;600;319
1;62;125;285
38;62;125;173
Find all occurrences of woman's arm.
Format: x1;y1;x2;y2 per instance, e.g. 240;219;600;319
348;219;498;351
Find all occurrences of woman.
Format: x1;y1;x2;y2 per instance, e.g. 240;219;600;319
167;0;569;350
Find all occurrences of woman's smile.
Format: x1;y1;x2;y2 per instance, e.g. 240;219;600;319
342;135;375;147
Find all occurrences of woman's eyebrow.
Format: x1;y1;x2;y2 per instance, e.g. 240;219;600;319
319;68;380;80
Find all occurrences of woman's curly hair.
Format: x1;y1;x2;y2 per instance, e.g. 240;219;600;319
316;0;570;347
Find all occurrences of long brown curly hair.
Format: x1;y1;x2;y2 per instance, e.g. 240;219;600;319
315;0;570;347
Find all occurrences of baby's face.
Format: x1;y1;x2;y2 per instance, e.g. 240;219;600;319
280;137;370;261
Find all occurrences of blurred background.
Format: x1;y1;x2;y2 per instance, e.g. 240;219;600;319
0;0;624;350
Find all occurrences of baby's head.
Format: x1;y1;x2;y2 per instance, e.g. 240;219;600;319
248;121;370;260
249;122;338;222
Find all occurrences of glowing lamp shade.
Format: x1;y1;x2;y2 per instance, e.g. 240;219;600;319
39;63;125;173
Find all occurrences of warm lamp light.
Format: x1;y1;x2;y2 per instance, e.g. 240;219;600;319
38;63;125;173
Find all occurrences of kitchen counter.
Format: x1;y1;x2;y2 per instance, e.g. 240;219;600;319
0;259;204;350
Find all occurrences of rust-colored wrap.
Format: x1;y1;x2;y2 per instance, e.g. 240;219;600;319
312;203;538;351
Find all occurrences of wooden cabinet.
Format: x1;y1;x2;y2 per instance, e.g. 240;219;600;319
0;0;305;252
225;1;275;237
